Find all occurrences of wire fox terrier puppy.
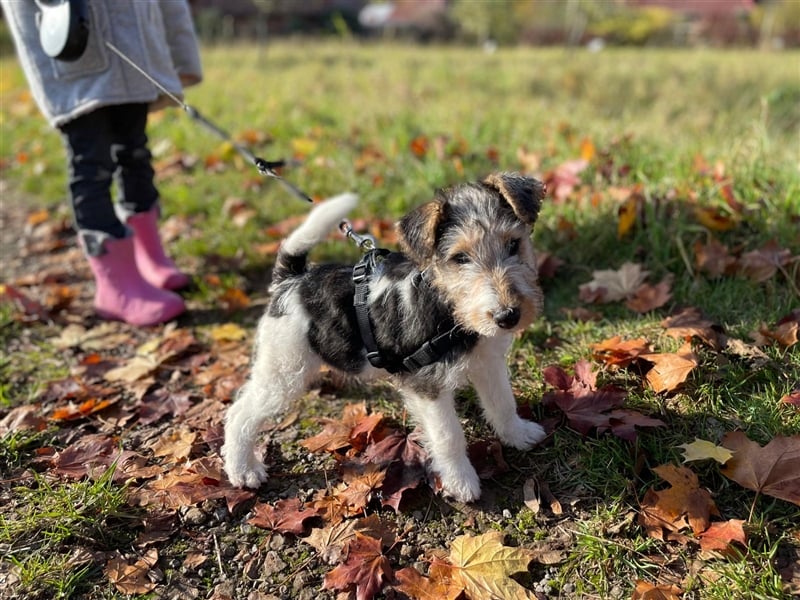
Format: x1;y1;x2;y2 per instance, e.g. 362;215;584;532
223;172;547;502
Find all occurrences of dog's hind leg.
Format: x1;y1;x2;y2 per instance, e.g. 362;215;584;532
223;311;321;488
402;388;481;503
468;337;546;450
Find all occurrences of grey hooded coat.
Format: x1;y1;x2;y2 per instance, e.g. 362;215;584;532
1;0;203;128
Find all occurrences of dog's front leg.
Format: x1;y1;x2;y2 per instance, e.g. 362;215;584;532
468;337;546;450
402;388;481;503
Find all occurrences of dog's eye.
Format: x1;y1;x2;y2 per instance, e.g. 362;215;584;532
452;252;471;265
507;238;521;256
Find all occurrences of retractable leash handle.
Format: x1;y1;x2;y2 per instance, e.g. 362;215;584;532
34;0;89;62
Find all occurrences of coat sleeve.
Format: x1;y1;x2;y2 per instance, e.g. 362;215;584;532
157;0;203;87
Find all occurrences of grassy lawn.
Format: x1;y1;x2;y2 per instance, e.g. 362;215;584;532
1;41;798;599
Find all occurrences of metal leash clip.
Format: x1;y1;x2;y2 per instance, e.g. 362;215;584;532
339;219;377;252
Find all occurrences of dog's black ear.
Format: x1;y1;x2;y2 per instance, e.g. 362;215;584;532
484;172;545;225
396;199;448;265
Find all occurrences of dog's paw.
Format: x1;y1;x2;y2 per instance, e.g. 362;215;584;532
222;447;268;488
437;462;482;503
226;462;268;488
499;419;546;450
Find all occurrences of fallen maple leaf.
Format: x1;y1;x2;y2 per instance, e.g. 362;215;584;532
105;548;159;594
307;514;395;565
781;389;800;409
323;533;394;600
693;238;737;279
641;342;698;394
578;262;649;304
661;306;726;350
632;579;683;600
639;464;719;541
394;565;462;600
443;530;537;599
591;336;652;368
738;240;794;283
720;431;800;506
248;498;318;535
678;439;734;465
696;519;747;553
542;361;627;435
208;322;248;342
149;428;197;462
625;277;673;313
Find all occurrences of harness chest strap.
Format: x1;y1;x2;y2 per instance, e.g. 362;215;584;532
352;249;477;374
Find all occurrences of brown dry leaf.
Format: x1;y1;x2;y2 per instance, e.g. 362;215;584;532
661;306;726;350
642;342;698;394
523;477;562;516
697;519;747;553
694;238;737;278
307;514;395;565
739;240;794;283
638;464;719;541
149;428;197;462
753;318;799;349
720;431;800;506
248;498;318;535
104;548;159;594
591;336;652;368
300;402;372;454
579;262;649;304
632;579;683;600
625;277;673;313
323;533;394;600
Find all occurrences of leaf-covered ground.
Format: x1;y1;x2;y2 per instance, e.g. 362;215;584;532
1;43;799;600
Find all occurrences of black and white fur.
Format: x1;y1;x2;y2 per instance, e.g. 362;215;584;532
223;173;547;502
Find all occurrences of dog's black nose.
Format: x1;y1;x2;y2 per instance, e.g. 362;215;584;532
494;307;520;329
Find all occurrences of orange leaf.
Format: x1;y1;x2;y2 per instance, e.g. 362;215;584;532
591;335;652;368
579;137;595;162
632;579;683;600
638;464;719;542
694;206;738;231
641;342;698;393
409;135;429;158
697;519;747;553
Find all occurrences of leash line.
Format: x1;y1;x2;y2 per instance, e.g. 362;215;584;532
104;41;312;203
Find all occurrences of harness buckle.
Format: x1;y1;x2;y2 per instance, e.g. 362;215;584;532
352;262;369;284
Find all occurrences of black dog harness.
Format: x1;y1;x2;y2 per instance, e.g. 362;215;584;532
352;249;478;374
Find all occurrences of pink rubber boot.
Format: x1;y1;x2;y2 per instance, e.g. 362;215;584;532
87;236;185;326
127;206;191;290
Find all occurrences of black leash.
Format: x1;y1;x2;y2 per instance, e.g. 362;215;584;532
341;219;478;374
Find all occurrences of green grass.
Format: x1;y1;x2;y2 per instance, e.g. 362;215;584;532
1;41;799;599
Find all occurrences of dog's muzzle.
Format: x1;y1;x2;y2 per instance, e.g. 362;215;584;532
493;307;520;329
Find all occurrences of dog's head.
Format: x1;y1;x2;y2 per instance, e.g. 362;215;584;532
397;172;546;336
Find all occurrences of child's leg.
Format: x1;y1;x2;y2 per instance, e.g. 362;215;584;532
108;104;190;290
59;107;184;326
